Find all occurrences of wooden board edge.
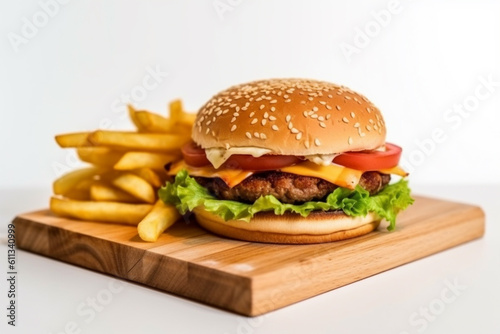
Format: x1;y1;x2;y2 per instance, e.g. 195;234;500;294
249;204;485;316
13;215;255;316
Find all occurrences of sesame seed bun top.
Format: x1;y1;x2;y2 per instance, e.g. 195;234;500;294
192;78;386;155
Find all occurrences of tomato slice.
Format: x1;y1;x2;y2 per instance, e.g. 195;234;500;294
181;141;301;170
332;143;402;170
181;141;210;167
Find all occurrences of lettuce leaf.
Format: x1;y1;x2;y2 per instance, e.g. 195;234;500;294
159;169;414;231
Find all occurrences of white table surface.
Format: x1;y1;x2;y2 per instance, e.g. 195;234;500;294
1;184;499;334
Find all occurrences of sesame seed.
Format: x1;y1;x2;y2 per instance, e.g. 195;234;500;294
303;111;308;117
342;117;349;123
231;125;237;132
233;112;240;117
231;117;237;123
345;96;351;100
261;119;267;126
286;115;291;123
206;128;210;134
270;100;277;104
212;131;216;136
260;104;265;110
254;132;260;138
301;101;306;105
305;141;310;148
369;119;374;124
312;106;318;111
326;105;332;110
291;128;299;134
354;122;360;128
223;109;230;114
319;122;326;128
234;107;239;112
311;114;318;119
272;125;279;131
285;99;291;103
360;132;366;137
249;112;255;117
319;101;326;105
270;107;276;112
206;120;212;125
269;115;277;121
348;137;353;145
318;116;325;121
288;122;293;130
251;118;258;125
350;112;355;118
260;133;267;139
246;132;252;139
263;112;269;119
216;110;223;116
296;132;302;140
366;107;371;113
230;104;237;108
284;94;289;98
256;98;262;102
326;114;331;120
328;94;333;98
314;138;321;146
374;124;378;130
308;97;314;101
366;125;372;131
336;105;341;111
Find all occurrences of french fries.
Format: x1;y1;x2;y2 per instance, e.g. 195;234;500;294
87;131;190;151
50;197;152;225
53;167;102;195
90;183;140;203
114;152;179;170
51;101;194;240
55;132;92;147
137;200;181;242
111;173;156;204
77;147;124;167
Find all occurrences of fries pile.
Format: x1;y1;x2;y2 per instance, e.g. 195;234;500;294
50;100;195;241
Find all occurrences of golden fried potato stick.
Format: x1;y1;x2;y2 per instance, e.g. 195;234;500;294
90;183;141;203
114;151;180;170
131;168;165;188
111;173;156;204
134;111;176;133
53;167;103;196
88;131;190;152
77;147;124;167
50;197;152;225
137;200;181;242
169;99;196;127
55;132;92;148
128;105;148;132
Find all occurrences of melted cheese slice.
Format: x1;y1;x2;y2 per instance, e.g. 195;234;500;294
168;160;254;188
280;161;363;189
168;160;407;190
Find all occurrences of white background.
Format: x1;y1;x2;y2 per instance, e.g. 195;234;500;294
1;1;500;334
1;0;500;189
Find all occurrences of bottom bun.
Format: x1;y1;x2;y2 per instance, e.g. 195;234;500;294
193;208;381;244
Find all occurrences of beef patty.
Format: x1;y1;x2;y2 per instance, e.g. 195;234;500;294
196;171;390;204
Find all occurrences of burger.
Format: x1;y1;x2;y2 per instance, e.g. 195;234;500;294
159;78;413;244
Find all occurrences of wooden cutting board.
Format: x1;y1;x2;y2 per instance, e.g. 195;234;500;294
14;195;484;316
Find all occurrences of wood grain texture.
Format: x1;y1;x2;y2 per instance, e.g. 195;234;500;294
14;195;485;316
